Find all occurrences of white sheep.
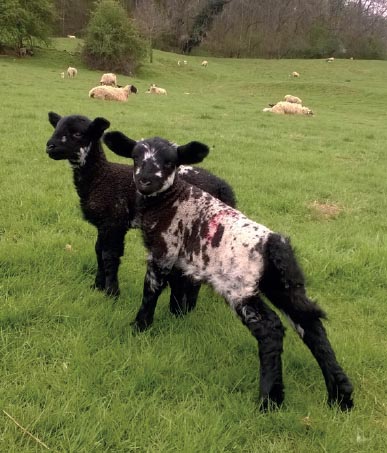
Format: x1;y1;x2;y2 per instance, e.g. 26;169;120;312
326;57;335;62
67;67;78;78
201;60;208;67
67;35;76;39
60;72;65;79
88;85;135;102
291;71;300;77
283;94;302;104
263;101;313;115
100;73;117;86
146;84;167;95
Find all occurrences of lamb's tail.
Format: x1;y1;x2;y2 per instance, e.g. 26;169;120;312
260;233;326;322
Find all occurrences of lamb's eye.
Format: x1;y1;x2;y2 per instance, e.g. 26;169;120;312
73;132;82;139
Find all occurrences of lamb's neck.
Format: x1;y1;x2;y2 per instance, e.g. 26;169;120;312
136;179;188;226
71;141;108;199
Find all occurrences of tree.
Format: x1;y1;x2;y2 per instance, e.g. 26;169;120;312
0;0;54;51
181;0;231;54
82;0;146;74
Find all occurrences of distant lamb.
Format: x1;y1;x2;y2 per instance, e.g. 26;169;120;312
263;101;313;116
89;85;137;101
326;57;335;62
291;71;300;77
67;67;78;78
201;60;208;67
46;113;236;313
67;35;76;39
146;84;167;95
103;131;354;411
60;72;65;79
100;73;117;87
283;94;302;104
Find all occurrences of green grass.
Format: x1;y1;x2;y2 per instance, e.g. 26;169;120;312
1;39;387;452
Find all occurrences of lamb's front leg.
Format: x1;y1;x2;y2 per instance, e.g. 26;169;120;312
133;261;169;331
93;233;106;291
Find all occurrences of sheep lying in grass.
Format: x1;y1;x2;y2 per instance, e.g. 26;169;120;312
103;131;354;411
46;113;236;313
263;101;313;115
146;84;167;95
283;94;302;104
89;85;136;101
67;67;77;78
100;73;117;86
291;71;300;77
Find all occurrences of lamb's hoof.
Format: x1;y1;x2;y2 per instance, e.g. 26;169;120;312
91;283;105;292
105;285;120;298
169;302;196;317
328;375;354;411
259;385;284;412
131;317;153;332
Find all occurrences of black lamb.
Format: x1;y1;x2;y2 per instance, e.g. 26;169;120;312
46;112;236;315
103;130;354;411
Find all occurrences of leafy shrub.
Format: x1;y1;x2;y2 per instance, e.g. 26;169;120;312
82;0;146;75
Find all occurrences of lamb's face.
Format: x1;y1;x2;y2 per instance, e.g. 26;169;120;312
132;138;178;196
46;114;93;162
46;113;109;165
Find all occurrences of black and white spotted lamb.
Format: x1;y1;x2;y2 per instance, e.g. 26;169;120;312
103;131;354;411
46;112;236;315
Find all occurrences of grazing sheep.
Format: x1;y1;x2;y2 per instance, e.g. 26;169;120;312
89;84;136;102
67;67;78;78
326;57;335;62
100;73;117;87
46;113;236;313
103;131;354;411
291;71;300;77
60;72;65;79
201;60;208;67
263;101;313;116
146;84;167;95
283;94;302;104
67;35;76;39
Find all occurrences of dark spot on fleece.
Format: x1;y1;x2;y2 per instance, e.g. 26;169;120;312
184;218;202;256
202;245;210;266
211;223;224;248
249;238;265;260
200;219;209;238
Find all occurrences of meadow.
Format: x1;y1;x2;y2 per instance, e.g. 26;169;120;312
0;38;386;452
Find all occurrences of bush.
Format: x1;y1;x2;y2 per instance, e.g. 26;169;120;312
81;0;146;75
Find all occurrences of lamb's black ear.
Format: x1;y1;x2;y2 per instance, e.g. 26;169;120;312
87;117;110;140
177;141;209;165
103;131;137;158
48;112;61;128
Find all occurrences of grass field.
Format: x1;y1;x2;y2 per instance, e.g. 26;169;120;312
0;38;386;452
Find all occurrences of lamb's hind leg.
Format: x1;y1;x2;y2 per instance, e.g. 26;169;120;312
101;228;126;297
235;296;285;410
260;234;353;410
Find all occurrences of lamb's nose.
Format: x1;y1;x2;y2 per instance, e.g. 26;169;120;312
46;143;56;153
139;178;151;186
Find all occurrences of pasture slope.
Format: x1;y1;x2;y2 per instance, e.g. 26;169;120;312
0;39;386;452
